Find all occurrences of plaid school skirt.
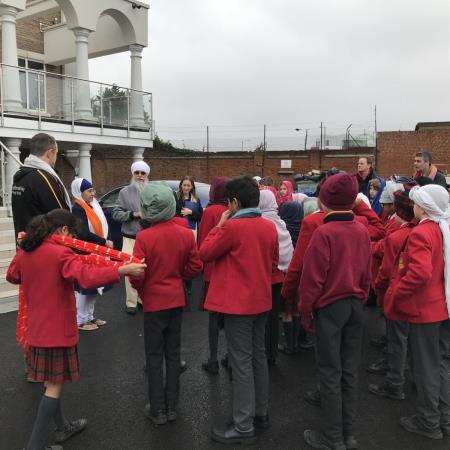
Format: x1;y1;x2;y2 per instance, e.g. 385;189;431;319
26;345;80;384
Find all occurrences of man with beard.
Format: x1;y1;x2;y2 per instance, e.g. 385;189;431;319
113;161;150;314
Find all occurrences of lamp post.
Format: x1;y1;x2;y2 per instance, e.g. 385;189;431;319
295;128;308;150
346;124;352;150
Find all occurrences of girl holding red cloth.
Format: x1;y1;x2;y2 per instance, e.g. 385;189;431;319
7;209;145;450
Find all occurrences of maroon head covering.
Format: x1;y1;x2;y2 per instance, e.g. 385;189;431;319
209;176;230;206
394;190;414;222
319;173;358;210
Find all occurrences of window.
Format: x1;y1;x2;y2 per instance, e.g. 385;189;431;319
18;58;46;111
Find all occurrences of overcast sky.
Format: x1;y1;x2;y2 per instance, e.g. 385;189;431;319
90;0;450;151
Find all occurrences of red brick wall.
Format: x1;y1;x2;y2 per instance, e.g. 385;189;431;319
89;147;375;196
377;130;450;178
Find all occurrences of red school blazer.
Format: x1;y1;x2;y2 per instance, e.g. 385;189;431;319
200;216;279;315
392;220;449;323
130;219;203;312
7;239;120;347
198;204;228;283
281;210;372;300
375;224;413;321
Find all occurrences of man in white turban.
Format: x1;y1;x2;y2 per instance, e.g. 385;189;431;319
112;160;151;314
392;184;450;440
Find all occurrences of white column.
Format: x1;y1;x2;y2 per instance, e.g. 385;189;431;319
129;44;145;127
0;6;23;112
78;143;92;181
65;148;80;176
62;62;76;120
132;147;145;162
73;28;93;120
5;138;22;214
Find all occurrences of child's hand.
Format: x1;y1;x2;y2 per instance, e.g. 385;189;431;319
217;210;233;227
118;263;147;277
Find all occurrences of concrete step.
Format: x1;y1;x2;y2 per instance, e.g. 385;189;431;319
0;207;9;219
0;291;18;313
0;217;14;231
0;229;15;245
0;274;18;293
0;243;16;259
0;257;12;275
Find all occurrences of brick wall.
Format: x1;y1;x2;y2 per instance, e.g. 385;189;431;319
88;147;375;196
377;130;450;178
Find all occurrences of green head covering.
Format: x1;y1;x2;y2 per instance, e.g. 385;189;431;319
140;181;176;223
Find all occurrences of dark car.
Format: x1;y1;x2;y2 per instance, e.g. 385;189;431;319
99;180;211;249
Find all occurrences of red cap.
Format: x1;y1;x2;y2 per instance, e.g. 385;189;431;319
319;173;358;210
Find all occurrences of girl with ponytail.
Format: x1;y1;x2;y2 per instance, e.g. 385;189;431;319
7;208;146;450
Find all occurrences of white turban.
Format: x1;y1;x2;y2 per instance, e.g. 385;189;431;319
379;181;404;204
131;161;150;175
409;184;450;317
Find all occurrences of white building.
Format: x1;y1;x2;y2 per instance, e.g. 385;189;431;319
0;0;152;311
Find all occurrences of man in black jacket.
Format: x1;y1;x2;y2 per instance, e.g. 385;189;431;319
355;156;377;198
11;133;71;238
413;151;448;189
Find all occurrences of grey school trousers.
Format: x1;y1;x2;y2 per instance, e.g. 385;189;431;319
315;298;365;443
224;312;269;431
409;320;450;430
386;319;410;389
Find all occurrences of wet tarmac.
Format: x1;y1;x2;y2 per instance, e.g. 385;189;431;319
1;278;449;450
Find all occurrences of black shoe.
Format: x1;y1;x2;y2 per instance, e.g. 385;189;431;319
143;403;167;426
366;358;388;375
54;418;87;443
267;357;276;367
202;360;219;375
299;338;315;350
180;360;187;374
368;382;405;400
167;407;177;422
211;425;256;445
254;414;270;430
125;307;136;315
441;422;450;436
344;435;358;450
220;355;229;369
399;415;443;440
304;388;321;407
303;429;346;450
370;336;387;348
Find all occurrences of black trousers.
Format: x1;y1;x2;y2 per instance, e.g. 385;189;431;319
386;319;409;388
315;298;365;443
144;307;183;413
265;283;282;361
409;320;450;430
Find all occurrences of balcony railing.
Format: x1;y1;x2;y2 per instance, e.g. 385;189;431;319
0;63;153;138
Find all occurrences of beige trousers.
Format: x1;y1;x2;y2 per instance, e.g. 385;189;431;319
122;236;140;308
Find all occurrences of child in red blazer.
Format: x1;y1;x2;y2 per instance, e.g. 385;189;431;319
368;190;416;401
299;174;371;450
393;184;450;440
200;176;279;445
198;176;230;375
130;182;202;426
7;209;145;450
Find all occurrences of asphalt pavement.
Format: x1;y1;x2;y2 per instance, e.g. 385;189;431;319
1;278;449;450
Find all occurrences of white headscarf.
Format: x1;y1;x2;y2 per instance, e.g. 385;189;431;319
409;184;450;317
71;178;109;239
379;180;404;204
258;190;294;271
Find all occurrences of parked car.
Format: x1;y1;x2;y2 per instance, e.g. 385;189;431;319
99;180;211;249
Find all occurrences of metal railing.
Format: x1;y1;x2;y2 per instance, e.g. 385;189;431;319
0;140;23;212
0;63;154;138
